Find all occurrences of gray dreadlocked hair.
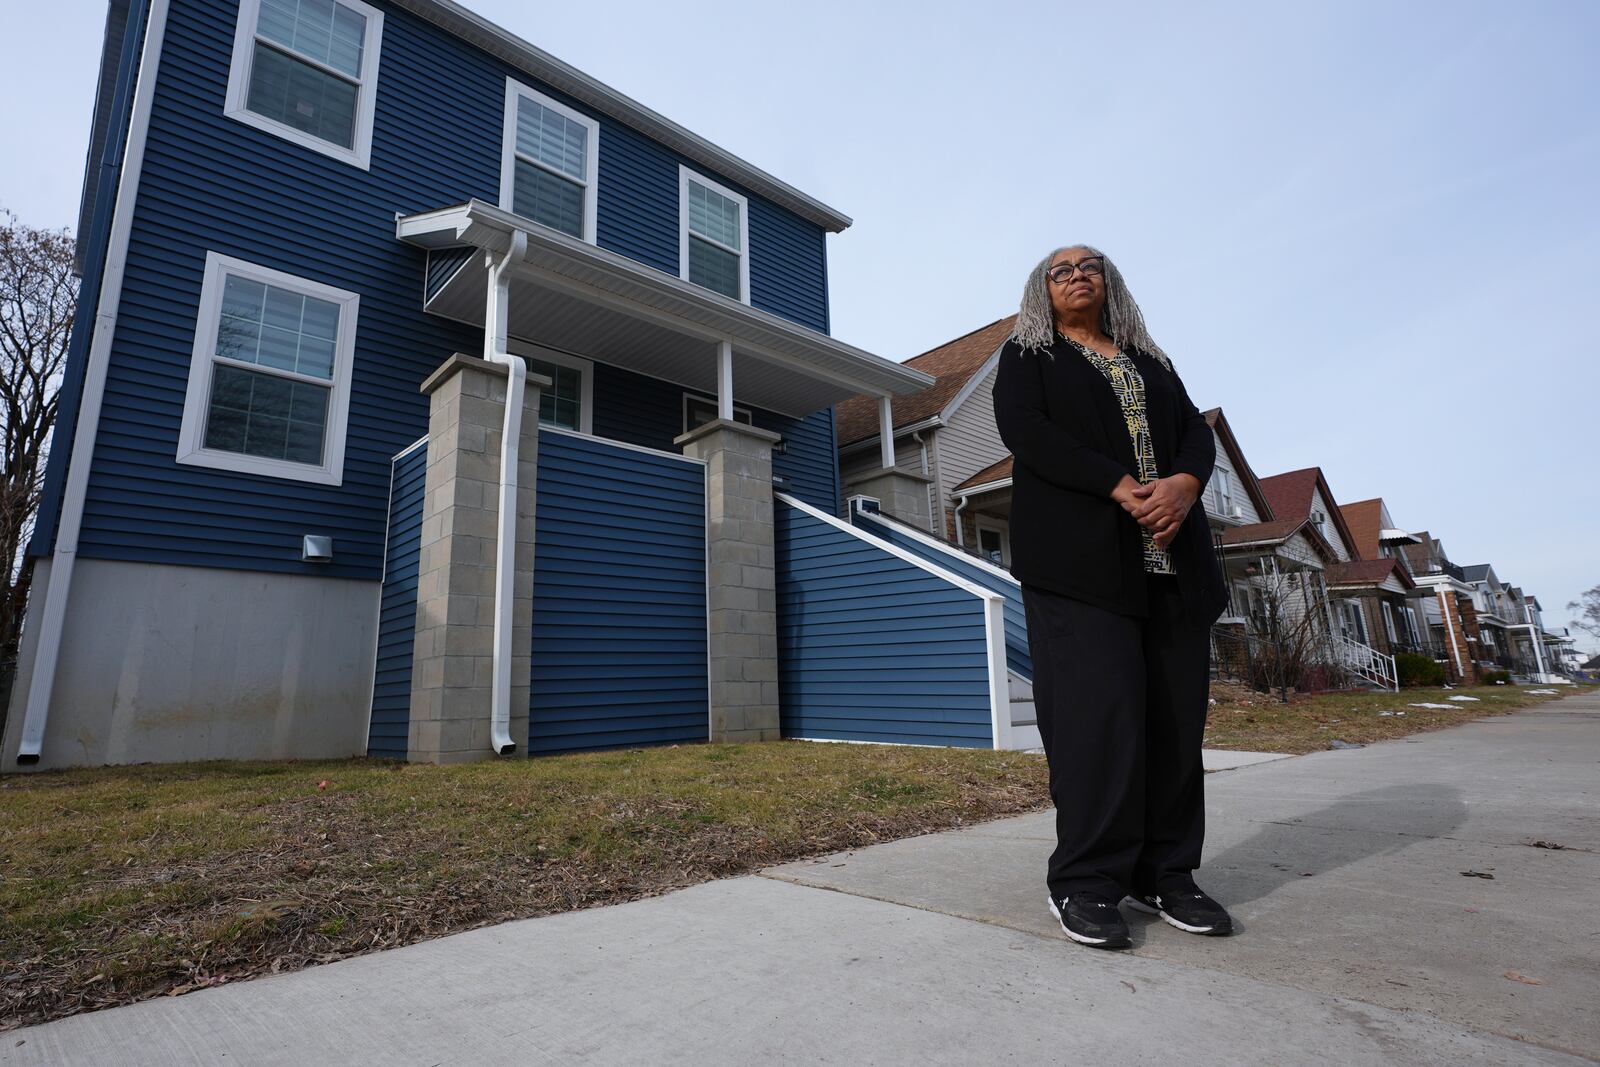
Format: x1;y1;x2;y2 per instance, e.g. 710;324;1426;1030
1009;245;1171;370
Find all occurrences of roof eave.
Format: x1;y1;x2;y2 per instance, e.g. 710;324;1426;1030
391;0;852;233
397;200;933;398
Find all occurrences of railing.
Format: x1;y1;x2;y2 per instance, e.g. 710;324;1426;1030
1406;556;1466;582
1332;633;1399;691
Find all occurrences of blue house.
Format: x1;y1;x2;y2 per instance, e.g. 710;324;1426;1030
5;0;974;770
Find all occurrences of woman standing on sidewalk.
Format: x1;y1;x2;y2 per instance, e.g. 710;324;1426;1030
993;245;1233;949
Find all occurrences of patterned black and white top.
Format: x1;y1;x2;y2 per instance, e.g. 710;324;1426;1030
1067;339;1176;575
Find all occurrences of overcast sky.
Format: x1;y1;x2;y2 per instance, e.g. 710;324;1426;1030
3;0;1596;652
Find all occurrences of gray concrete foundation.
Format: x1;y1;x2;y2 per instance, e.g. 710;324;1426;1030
1;557;379;771
407;355;548;764
675;418;782;743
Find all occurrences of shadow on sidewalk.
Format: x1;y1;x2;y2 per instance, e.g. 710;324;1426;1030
1200;783;1467;908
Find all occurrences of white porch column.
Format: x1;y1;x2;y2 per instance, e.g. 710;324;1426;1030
878;395;895;471
717;340;734;422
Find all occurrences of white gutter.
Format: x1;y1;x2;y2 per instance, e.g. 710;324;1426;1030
1437;588;1466;680
14;0;169;764
483;231;531;756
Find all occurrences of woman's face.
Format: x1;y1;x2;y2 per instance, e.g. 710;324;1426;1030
1046;247;1106;325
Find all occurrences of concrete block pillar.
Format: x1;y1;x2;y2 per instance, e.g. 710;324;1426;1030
844;467;934;532
675;418;785;743
408;354;550;763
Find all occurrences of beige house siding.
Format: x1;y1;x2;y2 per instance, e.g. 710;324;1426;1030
1206;428;1261;524
1309;488;1352;560
936;365;1005;495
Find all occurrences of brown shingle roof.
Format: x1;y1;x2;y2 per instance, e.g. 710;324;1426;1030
1339;498;1385;560
1325;558;1415;590
953;455;1013;492
835;316;1016;447
1257;467;1362;559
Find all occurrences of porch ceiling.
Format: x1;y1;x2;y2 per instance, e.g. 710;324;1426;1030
398;201;933;419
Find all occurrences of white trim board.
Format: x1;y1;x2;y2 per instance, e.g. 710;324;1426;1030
937;348;1003;423
852;504;1021;589
224;0;384;169
12;0;172;764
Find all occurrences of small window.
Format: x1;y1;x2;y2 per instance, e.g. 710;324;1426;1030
501;81;599;243
679;167;750;302
178;253;359;485
224;0;384;168
1209;466;1234;516
683;393;753;436
509;341;593;433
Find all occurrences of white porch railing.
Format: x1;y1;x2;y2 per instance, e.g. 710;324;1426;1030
1332;633;1398;691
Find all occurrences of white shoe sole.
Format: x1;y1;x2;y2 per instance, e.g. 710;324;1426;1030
1121;895;1227;934
1047;895;1126;946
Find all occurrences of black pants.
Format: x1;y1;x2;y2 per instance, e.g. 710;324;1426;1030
1022;575;1210;901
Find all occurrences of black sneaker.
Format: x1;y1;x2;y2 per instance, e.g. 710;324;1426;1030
1048;892;1132;949
1125;884;1233;936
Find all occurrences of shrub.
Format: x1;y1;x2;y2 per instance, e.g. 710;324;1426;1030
1481;669;1511;685
1396;652;1446;687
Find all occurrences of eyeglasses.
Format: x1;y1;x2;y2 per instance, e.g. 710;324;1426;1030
1046;258;1104;284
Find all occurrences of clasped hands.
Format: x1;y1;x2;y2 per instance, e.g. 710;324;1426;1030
1111;473;1202;550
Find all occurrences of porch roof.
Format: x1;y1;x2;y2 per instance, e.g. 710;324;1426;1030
1325;558;1416;592
953;455;1014;495
396;201;933;418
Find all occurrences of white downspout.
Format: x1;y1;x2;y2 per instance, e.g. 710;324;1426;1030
953;493;970;548
1524;604;1548;678
483;232;529;756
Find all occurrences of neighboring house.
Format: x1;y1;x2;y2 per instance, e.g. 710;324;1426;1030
835;317;1016;553
1398;533;1483;683
1334;497;1424;658
4;0;940;771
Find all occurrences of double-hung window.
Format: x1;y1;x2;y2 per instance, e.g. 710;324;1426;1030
225;0;384;168
1208;466;1234;516
679;167;750;302
178;253;359;485
501;81;599;242
508;342;593;433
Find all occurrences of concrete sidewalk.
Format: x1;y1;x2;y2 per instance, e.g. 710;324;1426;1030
6;692;1598;1066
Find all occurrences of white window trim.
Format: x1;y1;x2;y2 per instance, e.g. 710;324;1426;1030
508;339;593;434
975;515;1011;568
177;252;359;486
679;165;751;304
681;391;752;436
223;0;383;169
500;79;600;244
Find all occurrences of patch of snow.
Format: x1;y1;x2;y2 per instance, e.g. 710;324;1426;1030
1448;695;1480;702
1409;702;1455;709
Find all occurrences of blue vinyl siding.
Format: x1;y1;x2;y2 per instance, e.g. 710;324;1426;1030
852;509;1031;681
776;501;994;747
530;430;708;755
52;0;832;577
367;440;427;757
589;362;840;514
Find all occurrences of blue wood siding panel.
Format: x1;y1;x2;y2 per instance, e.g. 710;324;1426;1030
776;502;994;747
530;430;708;755
367;442;427;758
852;510;1031;681
589;362;840;514
425;247;476;303
64;0;831;574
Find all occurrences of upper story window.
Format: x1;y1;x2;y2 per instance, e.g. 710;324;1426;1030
1208;466;1235;516
679;167;750;302
225;0;384;168
177;253;359;485
501;81;599;243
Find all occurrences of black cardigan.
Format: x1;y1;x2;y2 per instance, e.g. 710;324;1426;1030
992;336;1228;622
